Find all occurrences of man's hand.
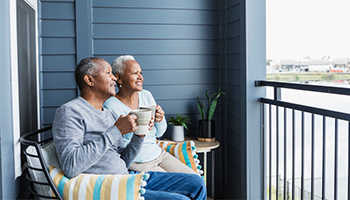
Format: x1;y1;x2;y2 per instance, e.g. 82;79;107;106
114;114;138;135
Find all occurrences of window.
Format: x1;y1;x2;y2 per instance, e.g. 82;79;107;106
13;0;39;177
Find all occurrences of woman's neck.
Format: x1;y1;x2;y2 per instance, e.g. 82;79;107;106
116;90;139;110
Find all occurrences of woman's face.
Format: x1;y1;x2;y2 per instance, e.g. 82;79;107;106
118;60;144;92
92;59;117;98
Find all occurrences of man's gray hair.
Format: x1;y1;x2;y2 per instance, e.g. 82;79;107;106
111;55;135;75
75;57;102;90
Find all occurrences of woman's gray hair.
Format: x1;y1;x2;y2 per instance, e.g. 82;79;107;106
75;57;102;90
111;55;135;75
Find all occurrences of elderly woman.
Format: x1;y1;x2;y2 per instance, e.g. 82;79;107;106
104;55;195;174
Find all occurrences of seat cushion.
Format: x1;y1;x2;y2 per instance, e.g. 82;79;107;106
49;166;147;200
156;140;203;175
26;142;61;198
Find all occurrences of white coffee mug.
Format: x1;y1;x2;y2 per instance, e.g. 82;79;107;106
129;109;152;135
139;105;156;117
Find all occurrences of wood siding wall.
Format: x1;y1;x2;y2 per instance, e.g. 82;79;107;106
222;0;247;199
90;1;222;140
40;0;77;126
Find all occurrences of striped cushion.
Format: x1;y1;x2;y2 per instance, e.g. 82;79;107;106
49;166;147;200
156;140;203;175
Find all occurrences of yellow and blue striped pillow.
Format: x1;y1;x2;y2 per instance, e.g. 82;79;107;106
49;166;147;200
156;140;203;175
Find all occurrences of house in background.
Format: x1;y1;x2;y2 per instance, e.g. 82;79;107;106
0;0;265;199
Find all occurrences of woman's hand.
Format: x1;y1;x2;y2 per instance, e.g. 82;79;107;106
149;116;155;130
155;105;165;123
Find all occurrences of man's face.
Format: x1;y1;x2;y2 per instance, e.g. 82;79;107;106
92;59;117;98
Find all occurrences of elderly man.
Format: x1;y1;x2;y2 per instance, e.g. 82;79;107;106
52;57;206;199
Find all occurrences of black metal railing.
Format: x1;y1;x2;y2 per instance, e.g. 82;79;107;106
256;80;350;200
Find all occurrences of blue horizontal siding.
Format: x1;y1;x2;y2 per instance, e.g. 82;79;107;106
222;1;245;198
42;107;58;124
93;24;220;39
145;85;221;100
141;69;220;85
227;115;241;135
227;38;240;54
227;54;241;70
227;0;240;8
40;0;77;129
41;0;74;2
41;20;75;37
158;99;222;115
227;4;240;22
227;100;241;119
93;0;220;10
226;146;242;164
42;55;76;71
94;40;220;55
227;21;240;38
157;99;198;115
41;38;76;54
93;8;219;25
41;2;75;20
227;69;241;85
102;55;221;70
42;89;76;107
42;72;76;89
163;110;221;123
227;130;241;150
226;85;241;102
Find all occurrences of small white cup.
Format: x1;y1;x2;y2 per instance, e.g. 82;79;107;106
139;105;156;118
129;109;152;135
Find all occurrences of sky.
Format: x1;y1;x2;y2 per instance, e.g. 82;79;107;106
266;0;350;60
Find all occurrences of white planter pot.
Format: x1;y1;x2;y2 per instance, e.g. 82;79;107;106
172;125;184;141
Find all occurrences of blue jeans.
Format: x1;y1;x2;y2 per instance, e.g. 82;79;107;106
130;171;206;199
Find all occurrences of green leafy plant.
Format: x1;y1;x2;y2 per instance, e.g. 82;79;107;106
168;114;191;130
197;87;225;121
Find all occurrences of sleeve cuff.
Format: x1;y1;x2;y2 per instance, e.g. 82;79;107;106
104;125;122;145
130;134;145;146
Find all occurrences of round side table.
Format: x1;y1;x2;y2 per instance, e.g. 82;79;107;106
186;137;220;198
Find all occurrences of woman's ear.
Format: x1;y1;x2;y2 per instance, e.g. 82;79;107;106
115;74;122;85
83;75;94;87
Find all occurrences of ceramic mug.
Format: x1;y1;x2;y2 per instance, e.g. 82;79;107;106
139;105;156;117
129;109;152;135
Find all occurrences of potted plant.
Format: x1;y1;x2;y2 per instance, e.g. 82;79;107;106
197;87;225;142
168;114;191;142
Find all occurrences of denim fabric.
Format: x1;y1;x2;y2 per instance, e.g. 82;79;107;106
130;171;206;199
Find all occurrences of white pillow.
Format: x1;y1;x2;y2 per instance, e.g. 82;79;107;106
26;142;60;198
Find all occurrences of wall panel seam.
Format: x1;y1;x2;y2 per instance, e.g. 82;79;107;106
40;18;75;21
92;22;220;26
92;6;220;11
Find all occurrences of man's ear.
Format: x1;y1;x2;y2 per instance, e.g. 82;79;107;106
83;75;94;87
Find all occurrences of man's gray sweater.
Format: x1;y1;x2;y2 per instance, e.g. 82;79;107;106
53;97;144;178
